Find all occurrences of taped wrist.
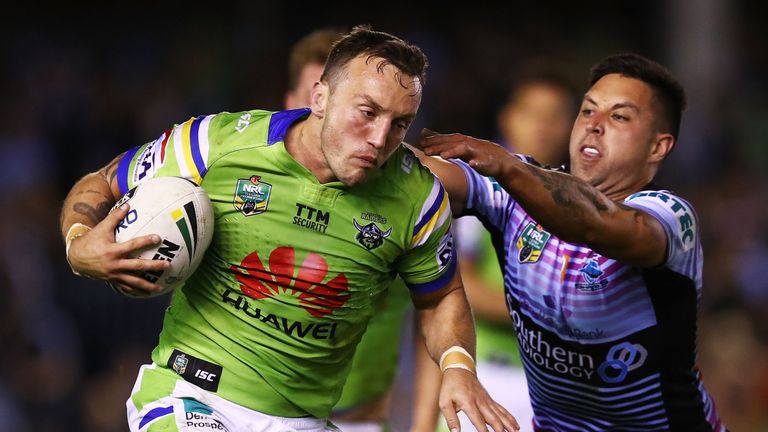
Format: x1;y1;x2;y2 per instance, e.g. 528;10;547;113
65;223;92;276
439;346;476;374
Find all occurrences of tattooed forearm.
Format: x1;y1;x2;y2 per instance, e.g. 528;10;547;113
73;201;113;226
523;164;609;214
73;189;112;200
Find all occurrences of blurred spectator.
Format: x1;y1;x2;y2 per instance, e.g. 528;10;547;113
284;28;346;110
495;71;577;166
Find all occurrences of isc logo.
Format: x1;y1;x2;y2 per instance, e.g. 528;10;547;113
195;369;217;382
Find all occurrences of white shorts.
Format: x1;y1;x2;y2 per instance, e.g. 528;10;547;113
127;363;340;432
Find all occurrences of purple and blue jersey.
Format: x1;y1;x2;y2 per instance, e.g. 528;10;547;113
456;159;725;432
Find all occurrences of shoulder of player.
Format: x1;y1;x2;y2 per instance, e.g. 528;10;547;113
623;188;696;217
623;188;699;251
375;145;448;216
207;109;273;141
382;145;435;183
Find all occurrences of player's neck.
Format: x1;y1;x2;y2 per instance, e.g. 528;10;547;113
284;116;333;182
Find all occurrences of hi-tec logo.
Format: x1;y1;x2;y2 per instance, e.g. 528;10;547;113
230;246;350;317
626;191;695;251
598;342;647;383
353;219;392;250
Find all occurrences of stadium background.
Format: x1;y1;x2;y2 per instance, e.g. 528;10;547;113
2;1;767;430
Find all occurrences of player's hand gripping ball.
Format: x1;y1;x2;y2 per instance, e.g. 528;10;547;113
110;177;214;298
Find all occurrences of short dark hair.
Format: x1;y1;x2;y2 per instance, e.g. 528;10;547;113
590;53;686;139
287;28;346;91
320;25;428;90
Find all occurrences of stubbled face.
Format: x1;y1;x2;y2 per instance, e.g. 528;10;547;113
569;74;661;196
285;62;325;109
499;83;574;166
316;55;421;186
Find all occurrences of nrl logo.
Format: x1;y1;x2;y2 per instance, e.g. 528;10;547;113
233;175;272;216
516;222;551;263
353;218;392;250
172;353;189;375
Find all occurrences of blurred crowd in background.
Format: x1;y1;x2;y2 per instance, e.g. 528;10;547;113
2;2;767;431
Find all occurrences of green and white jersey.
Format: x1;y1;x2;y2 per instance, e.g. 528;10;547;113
116;108;455;418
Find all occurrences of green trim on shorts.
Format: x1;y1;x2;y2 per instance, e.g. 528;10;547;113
130;366;183;414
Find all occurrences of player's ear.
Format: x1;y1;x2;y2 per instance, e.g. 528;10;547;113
650;133;674;162
310;81;328;118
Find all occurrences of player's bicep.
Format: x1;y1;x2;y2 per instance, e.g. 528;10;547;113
114;116;216;194
98;152;128;201
592;203;668;268
397;179;457;294
410;268;463;310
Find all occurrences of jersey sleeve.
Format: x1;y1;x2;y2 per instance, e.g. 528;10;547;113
453;158;518;230
395;175;457;294
623;190;703;283
114;114;219;194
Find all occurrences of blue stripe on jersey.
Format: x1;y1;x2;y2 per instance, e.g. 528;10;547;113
405;252;456;293
267;108;311;145
117;146;141;195
413;185;446;236
189;116;207;179
138;405;173;429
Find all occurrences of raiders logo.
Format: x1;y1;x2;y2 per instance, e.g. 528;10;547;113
353;218;392;250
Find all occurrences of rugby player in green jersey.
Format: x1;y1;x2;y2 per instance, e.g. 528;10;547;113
285;28;443;432
60;26;519;432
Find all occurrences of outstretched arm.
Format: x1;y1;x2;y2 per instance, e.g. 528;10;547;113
419;131;667;268
413;271;519;432
60;153;169;294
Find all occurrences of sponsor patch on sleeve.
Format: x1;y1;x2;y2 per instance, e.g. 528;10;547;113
626;191;696;252
133;130;171;184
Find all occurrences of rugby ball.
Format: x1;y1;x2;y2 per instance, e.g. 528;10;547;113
110;176;214;298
